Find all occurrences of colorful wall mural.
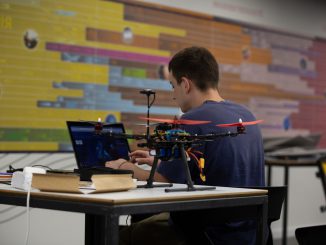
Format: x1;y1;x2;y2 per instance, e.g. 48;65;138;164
1;0;326;151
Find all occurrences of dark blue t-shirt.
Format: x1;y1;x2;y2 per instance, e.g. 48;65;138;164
157;100;265;245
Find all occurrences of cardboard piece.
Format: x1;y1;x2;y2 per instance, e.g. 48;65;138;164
32;173;136;194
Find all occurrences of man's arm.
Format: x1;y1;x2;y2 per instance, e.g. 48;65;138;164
105;159;171;182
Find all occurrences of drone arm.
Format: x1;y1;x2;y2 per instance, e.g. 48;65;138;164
183;130;245;141
103;131;146;140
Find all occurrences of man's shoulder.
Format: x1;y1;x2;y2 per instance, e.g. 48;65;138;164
182;100;253;119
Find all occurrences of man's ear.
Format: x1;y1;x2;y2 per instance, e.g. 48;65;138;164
181;77;191;94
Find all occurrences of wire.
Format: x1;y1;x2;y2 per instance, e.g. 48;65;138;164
125;215;131;226
0;181;11;185
8;165;24;173
149;93;156;108
25;177;32;245
9;164;53;173
187;149;206;182
31;165;53;170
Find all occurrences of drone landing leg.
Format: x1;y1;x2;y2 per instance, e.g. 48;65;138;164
165;144;215;192
137;156;172;189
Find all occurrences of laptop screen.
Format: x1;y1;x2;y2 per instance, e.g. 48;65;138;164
67;121;130;169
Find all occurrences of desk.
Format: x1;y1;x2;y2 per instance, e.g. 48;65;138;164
0;183;267;245
265;157;319;245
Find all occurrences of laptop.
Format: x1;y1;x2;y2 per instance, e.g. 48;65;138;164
66;121;131;170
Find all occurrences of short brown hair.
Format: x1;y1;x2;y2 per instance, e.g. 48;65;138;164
168;47;219;91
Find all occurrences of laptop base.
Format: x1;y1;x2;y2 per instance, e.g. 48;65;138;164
74;167;133;181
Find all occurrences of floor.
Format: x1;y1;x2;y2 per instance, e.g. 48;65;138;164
274;236;298;245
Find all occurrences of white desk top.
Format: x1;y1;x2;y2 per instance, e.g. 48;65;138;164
0;182;267;205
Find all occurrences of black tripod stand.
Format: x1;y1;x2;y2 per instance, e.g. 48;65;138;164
137;89;173;189
138;142;215;192
136;154;173;189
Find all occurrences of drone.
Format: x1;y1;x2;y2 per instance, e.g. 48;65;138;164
87;89;263;192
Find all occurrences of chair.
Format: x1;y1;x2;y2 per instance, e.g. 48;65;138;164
250;186;286;245
294;157;326;245
316;156;326;212
295;224;326;245
170;186;286;245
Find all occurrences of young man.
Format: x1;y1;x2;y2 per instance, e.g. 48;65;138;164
106;46;265;245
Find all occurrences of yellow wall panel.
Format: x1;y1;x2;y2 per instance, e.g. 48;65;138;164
2;86;83;100
0;142;59;151
0;64;108;84
0;108;121;128
1;46;59;60
1;78;54;88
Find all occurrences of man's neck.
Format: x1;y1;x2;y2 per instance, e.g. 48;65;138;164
189;88;224;109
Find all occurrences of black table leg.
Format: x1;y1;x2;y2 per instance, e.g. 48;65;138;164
282;166;289;245
85;214;101;245
256;197;268;245
85;213;120;245
267;165;272;186
105;214;120;245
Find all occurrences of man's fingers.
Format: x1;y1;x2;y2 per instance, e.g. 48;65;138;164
135;158;151;165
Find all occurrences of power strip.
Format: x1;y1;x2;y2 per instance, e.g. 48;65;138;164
11;167;46;191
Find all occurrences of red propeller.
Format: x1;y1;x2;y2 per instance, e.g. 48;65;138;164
139;117;211;125
217;119;263;127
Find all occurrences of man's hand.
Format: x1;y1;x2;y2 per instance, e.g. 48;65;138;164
129;150;155;166
105;158;132;170
106;155;169;183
